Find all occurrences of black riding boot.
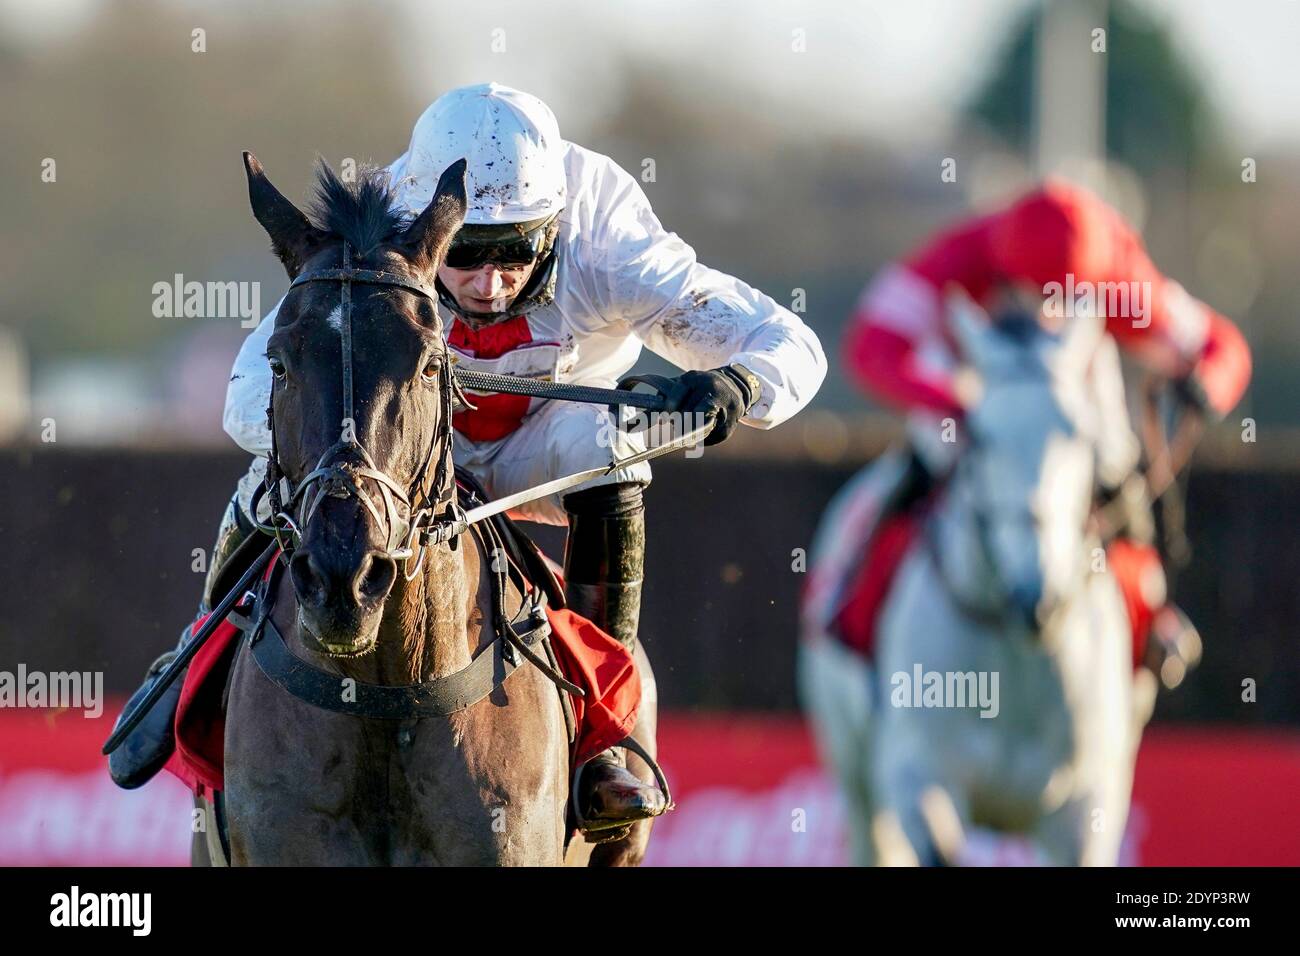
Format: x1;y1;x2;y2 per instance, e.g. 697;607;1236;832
108;493;255;789
562;482;667;842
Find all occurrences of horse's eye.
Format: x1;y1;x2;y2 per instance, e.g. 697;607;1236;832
269;356;286;380
421;357;443;382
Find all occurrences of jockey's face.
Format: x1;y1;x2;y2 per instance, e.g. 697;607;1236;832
438;259;537;316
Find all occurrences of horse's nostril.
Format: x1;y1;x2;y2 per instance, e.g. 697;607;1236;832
290;548;396;608
289;552;329;607
355;553;397;603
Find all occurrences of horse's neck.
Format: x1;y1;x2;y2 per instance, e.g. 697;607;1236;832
370;458;480;685
385;540;478;683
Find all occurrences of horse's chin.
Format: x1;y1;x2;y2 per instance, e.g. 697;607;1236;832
297;607;381;659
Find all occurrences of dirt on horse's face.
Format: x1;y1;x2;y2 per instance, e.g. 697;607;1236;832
270;266;445;653
243;152;467;656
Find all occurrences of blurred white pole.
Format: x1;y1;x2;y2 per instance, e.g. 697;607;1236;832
1034;0;1108;177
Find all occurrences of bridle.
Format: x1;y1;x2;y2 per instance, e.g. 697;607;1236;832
234;238;585;718
257;241;471;581
924;380;1100;628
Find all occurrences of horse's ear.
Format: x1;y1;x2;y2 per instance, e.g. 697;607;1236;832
243;151;325;278
399;158;468;272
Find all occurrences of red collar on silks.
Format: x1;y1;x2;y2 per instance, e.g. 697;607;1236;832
164;563;639;795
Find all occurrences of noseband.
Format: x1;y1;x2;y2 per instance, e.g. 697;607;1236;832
259;241;469;581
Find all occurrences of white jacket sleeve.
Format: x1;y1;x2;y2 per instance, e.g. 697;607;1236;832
222;296;283;457
588;166;826;429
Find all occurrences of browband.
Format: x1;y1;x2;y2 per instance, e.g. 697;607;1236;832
290;267;437;301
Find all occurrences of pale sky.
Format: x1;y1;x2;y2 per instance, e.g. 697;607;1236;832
3;0;1298;148
389;0;1300;149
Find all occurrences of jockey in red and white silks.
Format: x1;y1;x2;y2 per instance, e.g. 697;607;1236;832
840;177;1251;664
844;178;1249;432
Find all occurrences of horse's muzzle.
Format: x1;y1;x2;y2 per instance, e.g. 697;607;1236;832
289;547;396;655
291;547;397;605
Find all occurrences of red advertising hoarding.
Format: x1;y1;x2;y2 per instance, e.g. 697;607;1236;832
2;706;1297;866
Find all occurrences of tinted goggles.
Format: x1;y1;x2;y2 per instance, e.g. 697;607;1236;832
443;216;555;270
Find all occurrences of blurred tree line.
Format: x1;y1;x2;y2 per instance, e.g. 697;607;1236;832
969;0;1290;427
1;0;1295;430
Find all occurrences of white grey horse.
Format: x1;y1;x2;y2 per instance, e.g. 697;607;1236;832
800;298;1157;865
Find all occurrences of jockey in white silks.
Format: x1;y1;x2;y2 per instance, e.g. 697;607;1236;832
111;83;827;844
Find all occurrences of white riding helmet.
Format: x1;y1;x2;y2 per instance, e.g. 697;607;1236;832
395;82;566;225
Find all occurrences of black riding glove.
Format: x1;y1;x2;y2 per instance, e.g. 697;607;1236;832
665;364;762;446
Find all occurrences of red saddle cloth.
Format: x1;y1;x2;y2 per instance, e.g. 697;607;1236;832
830;509;923;660
164;563;639;796
828;512;1160;668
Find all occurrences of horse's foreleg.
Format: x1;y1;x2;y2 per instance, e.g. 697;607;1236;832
1043;739;1138;866
797;635;880;865
873;709;974;865
190;796;217;866
876;772;972;866
183;792;234;866
1032;597;1139;866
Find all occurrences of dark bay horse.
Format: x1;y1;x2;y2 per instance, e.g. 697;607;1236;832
211;153;618;865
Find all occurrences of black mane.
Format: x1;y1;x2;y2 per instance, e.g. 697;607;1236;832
306;161;407;256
